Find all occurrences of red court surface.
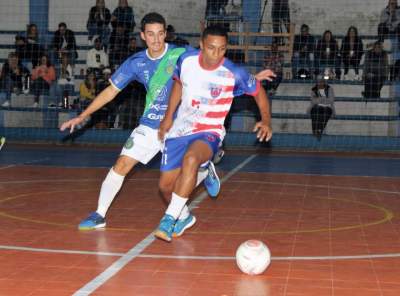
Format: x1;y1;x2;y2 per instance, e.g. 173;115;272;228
1;163;400;295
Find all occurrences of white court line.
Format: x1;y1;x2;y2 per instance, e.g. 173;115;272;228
72;154;257;296
2;244;400;261
0;158;50;170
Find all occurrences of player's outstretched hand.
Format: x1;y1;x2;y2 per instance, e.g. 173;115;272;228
255;69;276;82
158;117;173;141
60;116;85;133
253;121;273;142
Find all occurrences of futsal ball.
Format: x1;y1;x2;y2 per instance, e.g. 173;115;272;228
236;240;271;275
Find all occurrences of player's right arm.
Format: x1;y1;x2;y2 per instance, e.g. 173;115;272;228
60;85;120;133
158;80;182;141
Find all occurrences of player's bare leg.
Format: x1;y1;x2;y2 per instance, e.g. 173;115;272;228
155;141;213;241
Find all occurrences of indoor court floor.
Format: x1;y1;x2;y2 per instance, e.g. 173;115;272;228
1;144;400;296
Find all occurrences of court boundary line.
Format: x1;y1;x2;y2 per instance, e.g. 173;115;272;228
2;244;400;261
72;154;257;296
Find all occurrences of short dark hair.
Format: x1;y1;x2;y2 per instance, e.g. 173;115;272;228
58;22;67;29
202;26;228;40
140;12;166;32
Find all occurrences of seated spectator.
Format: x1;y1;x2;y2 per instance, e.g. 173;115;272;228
86;36;109;77
315;30;341;79
25;23;40;45
124;36;143;59
31;54;56;107
341;26;363;80
109;23;129;68
292;24;315;79
0;52;30;107
378;0;400;41
362;41;389;98
165;25;189;46
264;42;283;95
271;0;291;44
308;76;335;140
205;0;228;18
79;70;97;110
86;0;111;46
51;22;78;65
15;35;44;69
111;0;135;34
53;52;75;107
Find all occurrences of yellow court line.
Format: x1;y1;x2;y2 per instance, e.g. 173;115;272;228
0;188;394;235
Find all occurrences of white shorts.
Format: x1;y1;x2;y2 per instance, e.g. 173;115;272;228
120;125;162;165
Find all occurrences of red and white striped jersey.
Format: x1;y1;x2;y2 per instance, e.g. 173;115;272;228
167;49;260;139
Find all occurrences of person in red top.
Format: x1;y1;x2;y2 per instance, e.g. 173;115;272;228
31;54;56;107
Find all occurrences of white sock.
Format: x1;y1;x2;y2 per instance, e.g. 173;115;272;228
196;167;208;186
96;168;125;217
178;205;190;221
166;193;188;220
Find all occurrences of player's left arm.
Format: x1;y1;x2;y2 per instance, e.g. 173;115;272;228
252;86;273;142
158;80;182;141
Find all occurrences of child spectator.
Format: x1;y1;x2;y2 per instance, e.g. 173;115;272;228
308;76;335;140
341;26;363;80
79;70;97;109
31;54;56;107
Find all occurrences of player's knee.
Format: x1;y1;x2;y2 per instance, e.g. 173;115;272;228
182;153;201;172
114;156;135;176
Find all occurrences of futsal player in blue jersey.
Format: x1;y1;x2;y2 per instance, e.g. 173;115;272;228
155;26;273;242
60;12;220;231
61;12;275;232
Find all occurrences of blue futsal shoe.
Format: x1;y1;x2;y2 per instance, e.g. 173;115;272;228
204;161;220;198
154;214;176;242
173;214;196;237
78;212;106;230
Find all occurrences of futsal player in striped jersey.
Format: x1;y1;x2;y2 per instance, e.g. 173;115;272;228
155;26;273;242
61;13;274;232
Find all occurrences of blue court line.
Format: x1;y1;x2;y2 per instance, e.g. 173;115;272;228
1;146;400;177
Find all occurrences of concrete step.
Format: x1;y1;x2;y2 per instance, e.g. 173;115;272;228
271;99;399;116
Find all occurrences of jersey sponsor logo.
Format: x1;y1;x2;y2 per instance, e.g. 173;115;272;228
124;137;134;149
247;75;256;88
192;99;200;108
136;62;146;67
149;103;168;111
210;86;222;98
147;113;165;120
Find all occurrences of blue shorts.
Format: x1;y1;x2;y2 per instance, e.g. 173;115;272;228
160;132;221;172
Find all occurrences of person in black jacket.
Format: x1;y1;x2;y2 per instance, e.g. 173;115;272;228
87;0;111;45
340;26;363;80
0;52;30;107
111;0;135;34
51;22;78;65
292;24;315;79
15;35;44;68
315;30;341;79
